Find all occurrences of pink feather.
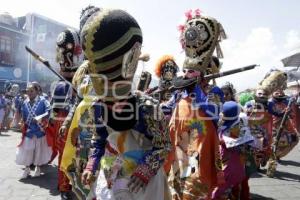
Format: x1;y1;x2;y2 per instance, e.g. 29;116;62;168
185;9;193;20
194;9;201;17
177;25;185;32
180;38;185;49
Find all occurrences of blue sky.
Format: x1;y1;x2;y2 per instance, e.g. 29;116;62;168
2;0;300;91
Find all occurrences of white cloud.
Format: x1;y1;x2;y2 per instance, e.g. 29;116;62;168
137;27;295;93
217;27;283;92
284;30;300;52
134;27;297;93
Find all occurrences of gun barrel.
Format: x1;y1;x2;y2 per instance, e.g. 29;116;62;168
25;46;78;93
25;46;48;65
273;97;295;153
205;64;258;80
143;64;258;98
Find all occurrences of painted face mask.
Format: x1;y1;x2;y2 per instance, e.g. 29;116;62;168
56;28;82;74
254;89;268;104
154;55;179;90
259;69;287;95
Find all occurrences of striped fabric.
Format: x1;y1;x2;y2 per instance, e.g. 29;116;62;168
80;9;143;101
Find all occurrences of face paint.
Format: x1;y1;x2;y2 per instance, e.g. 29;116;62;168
56;29;82;77
161;60;178;81
183;69;201;79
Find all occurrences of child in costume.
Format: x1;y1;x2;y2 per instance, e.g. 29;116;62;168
212;101;254;199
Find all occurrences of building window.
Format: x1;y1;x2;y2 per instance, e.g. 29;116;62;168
6;40;11;51
0;36;14;65
0;38;5;51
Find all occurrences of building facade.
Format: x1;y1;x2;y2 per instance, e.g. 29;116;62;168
0;12;72;92
0;12;29;91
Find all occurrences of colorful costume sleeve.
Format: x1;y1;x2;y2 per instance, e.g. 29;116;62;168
61;100;94;170
61;97;81;128
131;101;171;183
194;85;207;103
44;98;51;116
189;85;222;126
85;104;109;173
162;90;181;109
85;97;171;184
50;81;73;119
164;94;221;194
0;97;6;109
268;100;284;117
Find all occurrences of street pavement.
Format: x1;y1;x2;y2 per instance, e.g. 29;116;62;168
0;130;60;200
249;142;300;200
0;129;300;200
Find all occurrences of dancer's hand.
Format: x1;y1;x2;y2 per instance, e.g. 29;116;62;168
48;118;54;126
70;127;80;146
82;170;93;186
128;175;146;193
283;106;291;113
58;126;67;138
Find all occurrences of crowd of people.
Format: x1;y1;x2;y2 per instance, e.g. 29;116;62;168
9;5;300;200
0;84;27;134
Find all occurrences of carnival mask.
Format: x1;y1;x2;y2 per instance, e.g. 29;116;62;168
56;29;82;72
179;11;225;72
259;70;287;95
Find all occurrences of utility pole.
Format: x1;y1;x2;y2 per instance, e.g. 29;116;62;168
26;14;34;86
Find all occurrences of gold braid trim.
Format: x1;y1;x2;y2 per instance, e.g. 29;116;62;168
82;9;111;98
72;60;89;88
91;27;142;61
83;9;112;74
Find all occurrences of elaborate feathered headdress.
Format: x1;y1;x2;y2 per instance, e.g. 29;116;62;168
178;9;226;72
154;55;178;78
258;69;287;95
